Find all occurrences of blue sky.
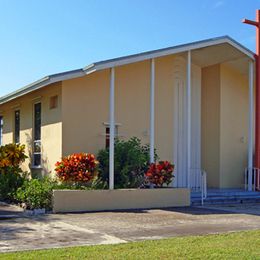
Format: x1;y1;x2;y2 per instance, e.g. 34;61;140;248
0;0;259;96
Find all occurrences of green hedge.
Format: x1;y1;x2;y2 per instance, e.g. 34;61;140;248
97;137;158;189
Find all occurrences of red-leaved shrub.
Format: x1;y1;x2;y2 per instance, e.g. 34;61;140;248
55;153;99;183
145;161;174;187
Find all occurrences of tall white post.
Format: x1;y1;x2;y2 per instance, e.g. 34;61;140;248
109;67;115;190
150;58;155;163
187;50;191;188
248;60;254;191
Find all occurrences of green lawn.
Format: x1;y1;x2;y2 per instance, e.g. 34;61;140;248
1;230;260;259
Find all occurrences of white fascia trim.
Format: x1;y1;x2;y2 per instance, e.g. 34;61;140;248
83;64;96;74
0;70;85;105
226;38;255;60
86;37;255;73
103;122;122;126
0;36;254;105
0;77;49;105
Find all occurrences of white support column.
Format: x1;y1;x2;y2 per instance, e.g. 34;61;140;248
150;58;155;163
248;60;254;191
187;50;191;188
109;67;115;190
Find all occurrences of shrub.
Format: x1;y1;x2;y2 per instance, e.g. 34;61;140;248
0;172;27;201
16;177;55;210
0;143;28;201
97;137;158;189
145;161;174;187
55;153;99;185
0;143;27;173
15;175;107;210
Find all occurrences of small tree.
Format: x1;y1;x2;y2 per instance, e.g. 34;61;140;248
97;137;157;189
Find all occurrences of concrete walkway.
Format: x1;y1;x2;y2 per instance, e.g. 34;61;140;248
0;204;260;253
0;202;24;220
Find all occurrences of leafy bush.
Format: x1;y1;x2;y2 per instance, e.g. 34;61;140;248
53;177;106;190
16;177;56;210
0;143;27;173
55;153;99;185
0;143;28;201
0;172;27;201
145;161;174;187
97;137;157;189
15;176;107;210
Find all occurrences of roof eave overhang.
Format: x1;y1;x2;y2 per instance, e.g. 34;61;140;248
83;36;255;73
0;36;255;106
0;69;85;105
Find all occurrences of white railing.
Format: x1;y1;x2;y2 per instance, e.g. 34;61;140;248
245;167;260;191
190;168;207;205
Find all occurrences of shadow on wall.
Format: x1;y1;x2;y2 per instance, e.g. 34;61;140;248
25;133;51;179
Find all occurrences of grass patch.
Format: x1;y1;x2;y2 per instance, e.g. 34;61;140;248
1;230;260;259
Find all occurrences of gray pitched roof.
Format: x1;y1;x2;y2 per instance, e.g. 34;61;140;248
0;36;255;105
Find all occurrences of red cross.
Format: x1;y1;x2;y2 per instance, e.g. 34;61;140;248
243;10;260;168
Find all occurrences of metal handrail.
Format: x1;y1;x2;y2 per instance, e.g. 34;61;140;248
201;170;207;205
245;167;260;191
190;168;207;205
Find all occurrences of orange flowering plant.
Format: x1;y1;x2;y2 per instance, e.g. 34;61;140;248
55;153;99;184
145;161;174;187
0;144;27;173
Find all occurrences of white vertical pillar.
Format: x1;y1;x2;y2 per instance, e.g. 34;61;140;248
187;50;191;188
248;60;254;191
109;67;115;190
150;58;155;163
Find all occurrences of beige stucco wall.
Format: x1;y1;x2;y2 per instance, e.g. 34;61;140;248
201;63;249;188
155;56;175;161
61;70;110;156
115;60;150;145
0;54;249;189
62;56;181;162
220;63;248;188
62;55;201;167
0;83;62;176
201;64;221;188
53;188;190;213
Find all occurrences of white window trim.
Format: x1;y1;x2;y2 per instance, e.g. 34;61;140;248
0;115;3;146
14;109;20;144
32;102;42;167
102;122;122;126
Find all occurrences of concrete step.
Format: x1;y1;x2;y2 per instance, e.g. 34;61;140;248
191;196;260;206
191;192;260;198
191;194;260;200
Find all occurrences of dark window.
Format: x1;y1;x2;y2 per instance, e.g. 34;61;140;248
105;127;110;149
14;110;20;143
34;103;41;141
33;103;41;166
105;126;118;149
0;116;3;146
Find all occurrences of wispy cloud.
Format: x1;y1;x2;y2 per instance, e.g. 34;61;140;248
212;1;224;9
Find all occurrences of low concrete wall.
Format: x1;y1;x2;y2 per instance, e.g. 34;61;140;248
52;188;190;213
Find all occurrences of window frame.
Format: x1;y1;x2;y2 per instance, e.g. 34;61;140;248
104;125;119;149
32;102;42;168
0;116;3;146
14;110;20;144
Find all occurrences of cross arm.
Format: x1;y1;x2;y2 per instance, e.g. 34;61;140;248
242;19;259;27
